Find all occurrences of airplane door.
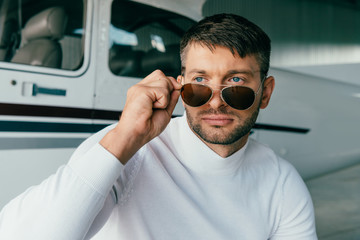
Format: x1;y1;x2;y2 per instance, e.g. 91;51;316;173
0;0;95;207
0;0;95;141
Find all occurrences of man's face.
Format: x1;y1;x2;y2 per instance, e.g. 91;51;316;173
179;43;266;148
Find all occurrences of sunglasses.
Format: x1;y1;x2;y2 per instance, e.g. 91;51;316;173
180;82;262;110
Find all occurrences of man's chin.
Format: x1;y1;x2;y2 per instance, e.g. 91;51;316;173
185;106;258;145
192;124;246;145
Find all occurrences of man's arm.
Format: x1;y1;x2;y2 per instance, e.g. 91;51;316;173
0;70;181;239
0;141;122;239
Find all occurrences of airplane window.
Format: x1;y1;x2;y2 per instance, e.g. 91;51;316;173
0;0;86;71
109;0;195;78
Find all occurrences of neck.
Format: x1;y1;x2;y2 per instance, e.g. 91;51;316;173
200;133;250;158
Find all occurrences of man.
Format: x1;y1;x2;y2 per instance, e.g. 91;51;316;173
0;14;317;239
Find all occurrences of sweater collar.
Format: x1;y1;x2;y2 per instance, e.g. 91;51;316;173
173;113;248;175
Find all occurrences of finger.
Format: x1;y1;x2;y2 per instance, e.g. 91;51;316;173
143;74;175;94
150;76;177;108
152;88;171;109
165;89;181;117
141;70;167;85
167;76;182;90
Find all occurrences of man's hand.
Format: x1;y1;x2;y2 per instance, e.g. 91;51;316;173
100;70;181;164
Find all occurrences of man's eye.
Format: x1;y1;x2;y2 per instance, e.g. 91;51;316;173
195;77;204;82
231;77;243;83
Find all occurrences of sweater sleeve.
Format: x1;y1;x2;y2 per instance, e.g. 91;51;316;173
0;125;124;240
270;160;318;240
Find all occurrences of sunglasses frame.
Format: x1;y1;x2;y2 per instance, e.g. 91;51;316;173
180;78;264;110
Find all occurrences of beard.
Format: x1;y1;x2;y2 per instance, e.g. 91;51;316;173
185;105;260;145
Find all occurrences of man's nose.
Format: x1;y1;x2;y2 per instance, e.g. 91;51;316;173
208;88;226;109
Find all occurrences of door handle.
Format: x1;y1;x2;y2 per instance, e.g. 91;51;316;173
32;84;66;96
22;82;67;97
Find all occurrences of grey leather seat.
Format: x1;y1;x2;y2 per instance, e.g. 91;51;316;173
0;0;20;61
11;7;67;68
0;19;19;62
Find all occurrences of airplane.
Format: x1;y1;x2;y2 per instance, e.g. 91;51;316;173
0;1;360;238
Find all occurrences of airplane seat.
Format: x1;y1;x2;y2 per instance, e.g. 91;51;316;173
0;19;20;61
11;7;67;68
141;44;181;78
109;46;144;77
0;0;20;62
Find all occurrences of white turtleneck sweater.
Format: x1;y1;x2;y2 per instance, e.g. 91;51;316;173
0;115;317;240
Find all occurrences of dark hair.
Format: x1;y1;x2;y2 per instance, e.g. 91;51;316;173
180;13;271;79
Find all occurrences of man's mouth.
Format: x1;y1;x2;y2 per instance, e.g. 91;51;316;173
201;115;234;126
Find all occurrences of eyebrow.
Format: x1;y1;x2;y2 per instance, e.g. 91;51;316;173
226;70;257;77
185;69;258;77
185;69;206;76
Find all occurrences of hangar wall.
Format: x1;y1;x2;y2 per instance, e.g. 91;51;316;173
202;0;360;68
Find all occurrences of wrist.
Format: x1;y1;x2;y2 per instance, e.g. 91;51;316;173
99;126;143;164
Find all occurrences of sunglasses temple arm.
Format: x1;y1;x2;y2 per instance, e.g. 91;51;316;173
255;76;267;95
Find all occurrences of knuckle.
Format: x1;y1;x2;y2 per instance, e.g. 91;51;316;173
153;69;165;77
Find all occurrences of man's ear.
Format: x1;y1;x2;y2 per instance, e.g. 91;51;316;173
260;76;275;109
177;75;182;84
177;75;185;106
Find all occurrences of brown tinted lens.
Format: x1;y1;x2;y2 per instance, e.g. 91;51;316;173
181;84;212;107
222;86;255;110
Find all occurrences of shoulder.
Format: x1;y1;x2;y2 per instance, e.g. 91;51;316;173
244;138;308;199
245;138;296;175
246;139;316;238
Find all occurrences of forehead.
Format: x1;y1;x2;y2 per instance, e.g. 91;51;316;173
183;43;260;75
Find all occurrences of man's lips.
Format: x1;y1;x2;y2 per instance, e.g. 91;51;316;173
201;115;234;126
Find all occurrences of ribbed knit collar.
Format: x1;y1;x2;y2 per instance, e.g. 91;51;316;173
172;114;248;175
